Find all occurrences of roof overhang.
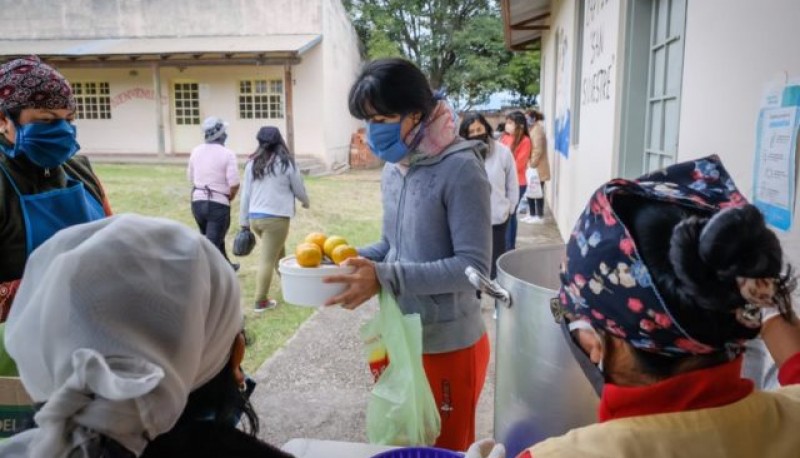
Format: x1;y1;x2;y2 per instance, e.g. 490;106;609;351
501;0;550;51
0;34;322;68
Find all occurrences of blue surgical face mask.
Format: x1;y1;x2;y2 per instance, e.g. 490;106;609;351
366;119;409;163
0;120;80;168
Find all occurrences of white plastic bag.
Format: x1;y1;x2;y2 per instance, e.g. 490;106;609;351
525;168;543;199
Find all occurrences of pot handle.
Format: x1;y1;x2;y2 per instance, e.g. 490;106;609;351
465;266;511;306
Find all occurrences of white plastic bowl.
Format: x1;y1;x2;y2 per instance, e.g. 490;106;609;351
278;255;355;307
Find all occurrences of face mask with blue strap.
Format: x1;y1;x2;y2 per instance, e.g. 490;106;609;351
0;117;80;168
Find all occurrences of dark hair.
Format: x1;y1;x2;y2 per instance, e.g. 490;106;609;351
97;362;271;458
505;111;530;152
348;58;436;121
3;107;22;124
458;112;493;140
250;130;295;180
614;196;797;376
496;122;505;133
528;109;544;122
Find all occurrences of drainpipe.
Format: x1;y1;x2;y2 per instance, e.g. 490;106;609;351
152;62;166;158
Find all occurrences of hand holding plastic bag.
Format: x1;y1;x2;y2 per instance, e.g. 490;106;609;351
360;289;441;445
466;438;506;458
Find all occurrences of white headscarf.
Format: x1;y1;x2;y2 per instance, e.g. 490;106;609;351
0;214;243;458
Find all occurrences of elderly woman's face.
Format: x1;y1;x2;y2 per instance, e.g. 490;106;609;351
0;107;75;144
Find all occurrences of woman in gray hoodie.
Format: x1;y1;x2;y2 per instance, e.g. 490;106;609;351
324;58;492;451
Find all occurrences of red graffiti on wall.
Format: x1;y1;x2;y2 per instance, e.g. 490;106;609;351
110;88;167;108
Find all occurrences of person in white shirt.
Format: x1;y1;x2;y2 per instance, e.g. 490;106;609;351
459;112;519;279
239;127;309;312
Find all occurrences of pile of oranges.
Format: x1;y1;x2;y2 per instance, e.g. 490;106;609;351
295;232;358;268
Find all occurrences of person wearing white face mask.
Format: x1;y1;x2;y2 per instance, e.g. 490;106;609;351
0;56;112;324
499;111;531;250
0;214;293;458
458;112;518;280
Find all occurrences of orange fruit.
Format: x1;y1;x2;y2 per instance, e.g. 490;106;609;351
305;232;327;251
295;242;322;268
323;235;348;258
331;244;358;265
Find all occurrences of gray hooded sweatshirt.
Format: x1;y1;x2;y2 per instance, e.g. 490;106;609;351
360;140;492;354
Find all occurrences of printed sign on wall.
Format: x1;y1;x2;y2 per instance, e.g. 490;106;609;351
753;79;800;231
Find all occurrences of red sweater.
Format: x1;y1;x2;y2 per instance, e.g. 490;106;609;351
517;352;800;458
500;134;531;186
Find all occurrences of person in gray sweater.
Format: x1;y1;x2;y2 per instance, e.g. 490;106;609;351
239;127;309;312
324;58;492;451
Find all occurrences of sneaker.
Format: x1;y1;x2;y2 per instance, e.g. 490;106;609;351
520;215;536;224
254;299;278;313
530;216;546;224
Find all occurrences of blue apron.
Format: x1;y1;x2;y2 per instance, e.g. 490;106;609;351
0;164;105;255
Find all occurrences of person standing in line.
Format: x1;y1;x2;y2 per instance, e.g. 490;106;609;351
500;111;531;250
187;116;240;271
522;109;550;224
459;112;518;280
324;58;492;451
239;127;309;312
0;56;112;322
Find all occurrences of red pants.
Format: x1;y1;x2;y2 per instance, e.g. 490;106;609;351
422;333;491;451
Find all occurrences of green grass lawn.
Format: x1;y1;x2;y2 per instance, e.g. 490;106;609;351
94;164;383;373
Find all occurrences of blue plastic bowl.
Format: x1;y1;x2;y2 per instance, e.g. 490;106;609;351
371;447;463;458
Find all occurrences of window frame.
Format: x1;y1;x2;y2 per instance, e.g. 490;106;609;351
238;78;285;120
72;81;112;120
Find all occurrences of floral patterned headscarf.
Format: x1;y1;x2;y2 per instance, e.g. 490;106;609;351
0;56;75;112
559;155;749;356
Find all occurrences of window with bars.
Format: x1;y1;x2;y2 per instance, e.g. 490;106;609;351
73;82;111;120
239;79;284;119
643;0;687;172
174;82;200;125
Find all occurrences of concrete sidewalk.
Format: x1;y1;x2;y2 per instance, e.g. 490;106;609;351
251;212;563;448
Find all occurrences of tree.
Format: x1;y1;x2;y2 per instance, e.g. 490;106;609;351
343;0;540;110
505;51;541;108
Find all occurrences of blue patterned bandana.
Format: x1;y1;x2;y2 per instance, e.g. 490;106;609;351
559;155;748;356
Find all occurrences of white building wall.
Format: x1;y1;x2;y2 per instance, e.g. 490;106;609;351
678;0;800;263
158;65;290;156
542;0;624;240
4;0;322;38
62;68;159;154
293;44;327;159
63;64;304;157
321;0;363;167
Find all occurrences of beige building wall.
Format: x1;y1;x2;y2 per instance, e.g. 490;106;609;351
62;67;159;154
678;0;800;263
321;0;364;167
158;65;289;156
4;0;322;37
294;44;327;159
64;64;299;157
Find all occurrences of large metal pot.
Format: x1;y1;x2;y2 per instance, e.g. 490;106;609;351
467;245;598;457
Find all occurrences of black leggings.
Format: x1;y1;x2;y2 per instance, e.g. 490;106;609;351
491;219;509;279
191;200;231;261
527;183;545;218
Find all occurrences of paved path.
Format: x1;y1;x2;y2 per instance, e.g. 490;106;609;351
251;212;564;448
